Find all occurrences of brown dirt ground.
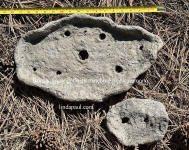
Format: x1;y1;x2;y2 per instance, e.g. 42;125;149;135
0;0;189;150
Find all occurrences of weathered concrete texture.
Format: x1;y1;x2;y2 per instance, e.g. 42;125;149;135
15;14;163;102
106;98;169;146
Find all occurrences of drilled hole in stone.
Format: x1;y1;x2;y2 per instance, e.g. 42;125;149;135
79;50;89;60
99;33;106;40
122;117;130;123
64;30;71;36
115;65;123;73
140;45;144;50
56;71;62;75
33;67;37;71
144;116;149;122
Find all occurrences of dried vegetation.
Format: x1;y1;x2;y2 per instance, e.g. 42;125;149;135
0;0;189;149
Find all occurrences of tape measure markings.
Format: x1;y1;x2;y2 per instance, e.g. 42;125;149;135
0;6;165;14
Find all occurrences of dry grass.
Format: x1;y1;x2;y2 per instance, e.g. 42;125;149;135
0;0;189;150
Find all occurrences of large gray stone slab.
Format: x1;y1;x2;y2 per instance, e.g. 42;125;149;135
106;98;169;146
15;14;163;102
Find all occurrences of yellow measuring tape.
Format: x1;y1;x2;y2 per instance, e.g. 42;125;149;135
0;6;165;14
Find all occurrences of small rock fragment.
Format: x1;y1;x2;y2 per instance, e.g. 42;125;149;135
106;98;169;146
15;14;163;102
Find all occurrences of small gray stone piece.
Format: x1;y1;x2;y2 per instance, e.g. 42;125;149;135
15;14;163;102
106;98;169;146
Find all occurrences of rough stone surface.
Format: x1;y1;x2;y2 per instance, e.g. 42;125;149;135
106;98;169;146
15;14;163;102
